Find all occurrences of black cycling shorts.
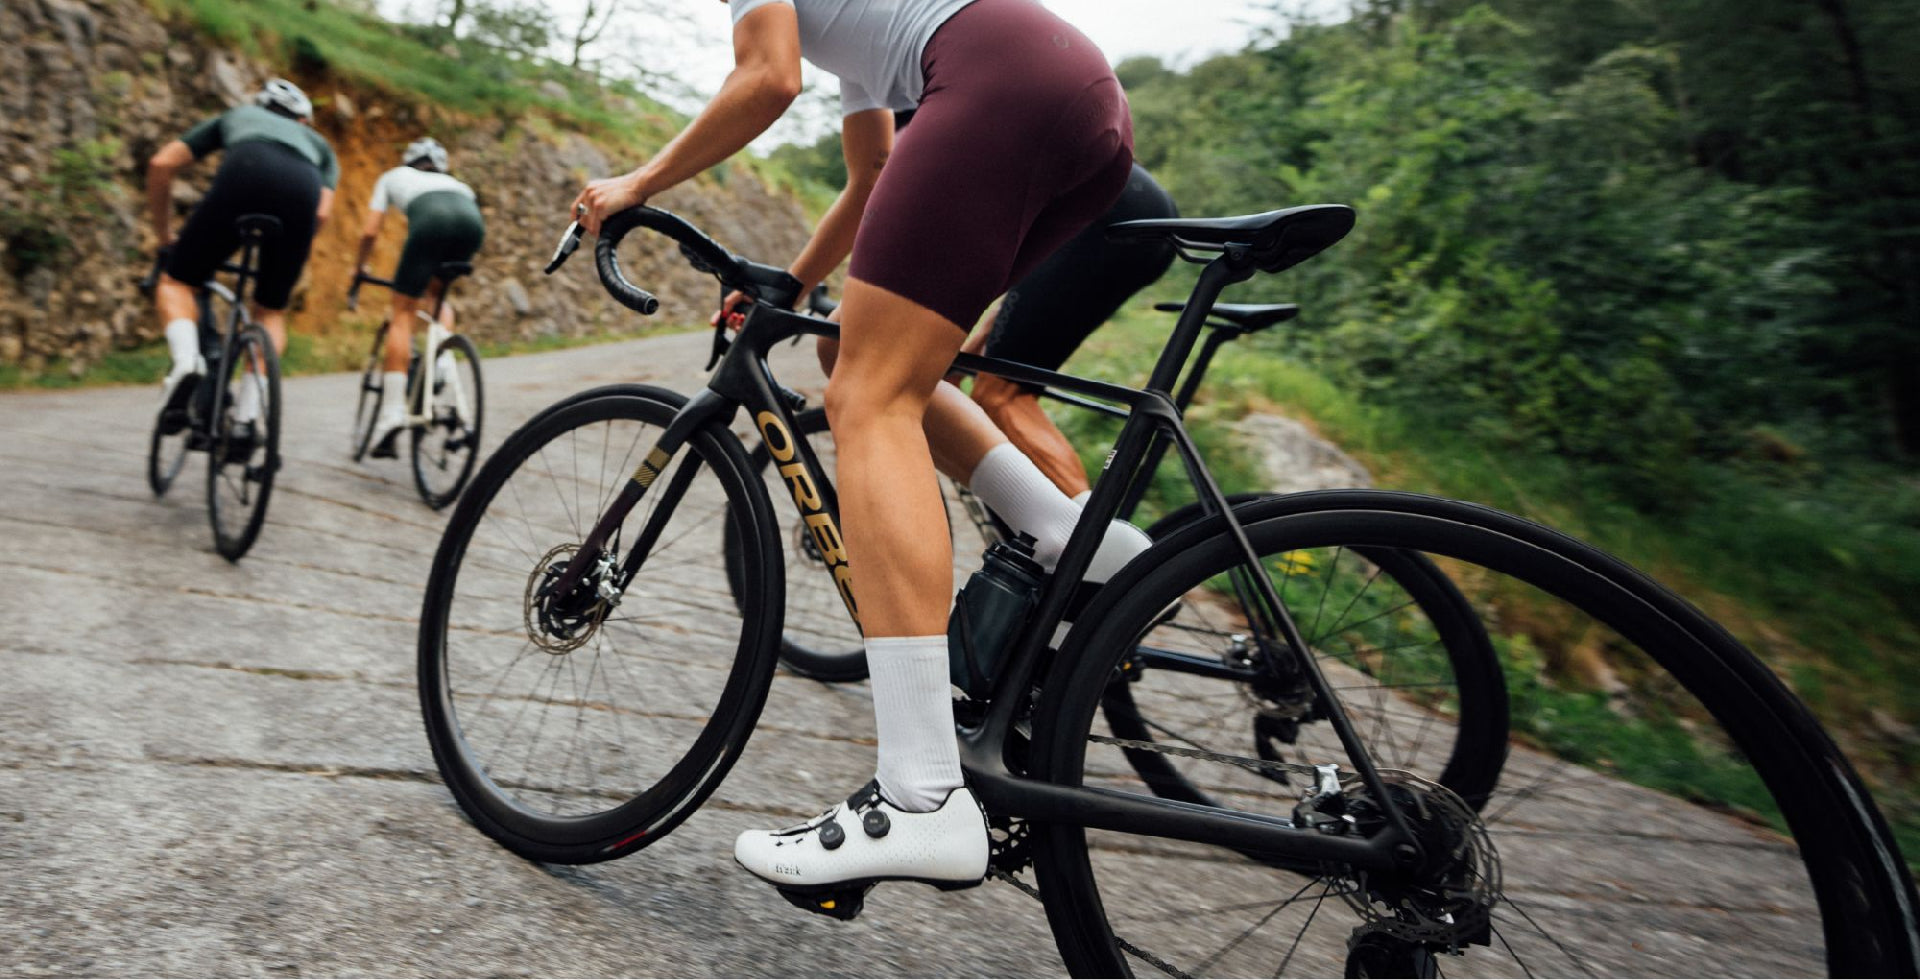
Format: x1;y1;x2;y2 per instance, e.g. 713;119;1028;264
166;140;321;311
981;164;1178;383
393;191;485;298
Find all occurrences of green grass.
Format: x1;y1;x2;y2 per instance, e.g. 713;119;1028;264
145;0;681;151
1051;297;1920;863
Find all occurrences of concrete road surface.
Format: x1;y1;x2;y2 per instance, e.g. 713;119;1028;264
0;332;1823;977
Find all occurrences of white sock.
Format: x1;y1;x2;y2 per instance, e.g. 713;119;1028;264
164;319;200;380
967;443;1084;569
867;634;963;813
968;443;1151;581
232;372;262;423
380;371;409;423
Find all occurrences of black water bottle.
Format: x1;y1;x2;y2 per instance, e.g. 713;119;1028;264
948;536;1047;699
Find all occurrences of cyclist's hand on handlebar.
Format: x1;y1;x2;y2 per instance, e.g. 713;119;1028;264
572;172;647;236
714;290;750;332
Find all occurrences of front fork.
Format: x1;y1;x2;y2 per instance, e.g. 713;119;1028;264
545;388;734;608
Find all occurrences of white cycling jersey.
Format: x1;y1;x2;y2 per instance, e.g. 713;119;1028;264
368;167;475;215
729;0;979;115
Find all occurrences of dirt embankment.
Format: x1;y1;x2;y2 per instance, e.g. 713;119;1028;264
0;0;813;376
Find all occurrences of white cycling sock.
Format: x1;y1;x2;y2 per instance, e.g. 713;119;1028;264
380;371;409;423
968;443;1151;580
164;319;200;380
967;442;1083;568
867;634;963;813
232;372;262;423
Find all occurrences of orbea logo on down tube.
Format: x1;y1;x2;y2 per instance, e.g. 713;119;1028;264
756;411;859;627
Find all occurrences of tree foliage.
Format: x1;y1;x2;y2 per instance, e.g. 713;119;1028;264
1123;0;1919;505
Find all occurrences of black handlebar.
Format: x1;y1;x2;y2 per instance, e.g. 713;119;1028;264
547;205;803;318
346;271;398;312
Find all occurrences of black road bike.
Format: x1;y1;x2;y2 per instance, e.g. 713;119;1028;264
142;216;284;562
417;204;1919;977
347;263;485;510
755;295;1510;815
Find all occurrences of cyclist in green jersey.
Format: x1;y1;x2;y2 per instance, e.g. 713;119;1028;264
147;79;338;430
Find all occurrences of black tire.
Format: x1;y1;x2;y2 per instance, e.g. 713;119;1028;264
350;326;386;462
410;333;484;510
205;325;279;562
1100;494;1507;813
1031;490;1920;978
419;385;784;865
147;407;189;497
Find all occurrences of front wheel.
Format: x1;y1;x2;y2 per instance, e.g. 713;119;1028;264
205;326;280;562
350;325;387;462
410;333;484;510
1032;490;1919;978
418;385;784;864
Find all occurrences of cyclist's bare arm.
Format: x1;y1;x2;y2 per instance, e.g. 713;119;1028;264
574;2;801;233
145;140;194;246
723;108;893;325
789;109;894;293
354;207;386;275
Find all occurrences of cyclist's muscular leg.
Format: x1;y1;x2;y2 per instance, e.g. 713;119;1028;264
250;305;288;356
971;372;1091;499
384;293;420;373
820;334;1008;483
824;279;971;638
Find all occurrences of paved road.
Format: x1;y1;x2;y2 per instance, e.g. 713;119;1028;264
0;333;1823;977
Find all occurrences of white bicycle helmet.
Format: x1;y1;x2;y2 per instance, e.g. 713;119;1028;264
403;136;450;173
254;78;313;120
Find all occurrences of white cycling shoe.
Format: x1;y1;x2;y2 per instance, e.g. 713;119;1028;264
367;411;408;460
734;781;989;920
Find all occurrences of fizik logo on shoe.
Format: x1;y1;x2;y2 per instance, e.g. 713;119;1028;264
757;411;860;627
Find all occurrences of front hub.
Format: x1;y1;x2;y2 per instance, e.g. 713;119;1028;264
523;543;617;654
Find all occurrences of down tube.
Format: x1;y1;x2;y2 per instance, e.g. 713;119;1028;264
743;361;861;635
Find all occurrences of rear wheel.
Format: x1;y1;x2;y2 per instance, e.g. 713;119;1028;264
1100;494;1507;813
205;325;279;562
418;386;783;864
1031;491;1919;978
411;333;484;509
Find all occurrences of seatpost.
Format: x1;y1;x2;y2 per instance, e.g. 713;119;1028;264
1143;255;1253;395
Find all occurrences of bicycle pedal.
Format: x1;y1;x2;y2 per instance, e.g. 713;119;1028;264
777;884;872;922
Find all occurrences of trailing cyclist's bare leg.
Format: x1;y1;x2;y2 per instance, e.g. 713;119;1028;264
367;293;419;459
971;372;1092;498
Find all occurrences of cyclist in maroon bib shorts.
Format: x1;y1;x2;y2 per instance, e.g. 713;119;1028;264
574;0;1147;900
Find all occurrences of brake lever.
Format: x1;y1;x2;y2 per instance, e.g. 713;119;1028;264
545;220;584;275
705;285;732;371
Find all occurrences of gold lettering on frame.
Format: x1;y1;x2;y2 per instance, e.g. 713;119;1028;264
756;411;860;627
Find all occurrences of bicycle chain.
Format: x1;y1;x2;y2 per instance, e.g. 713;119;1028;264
1088;733;1328;782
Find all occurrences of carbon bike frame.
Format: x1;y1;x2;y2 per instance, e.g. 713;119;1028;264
558;247;1424;875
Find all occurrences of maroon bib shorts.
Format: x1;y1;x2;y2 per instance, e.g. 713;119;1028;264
848;0;1136;331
